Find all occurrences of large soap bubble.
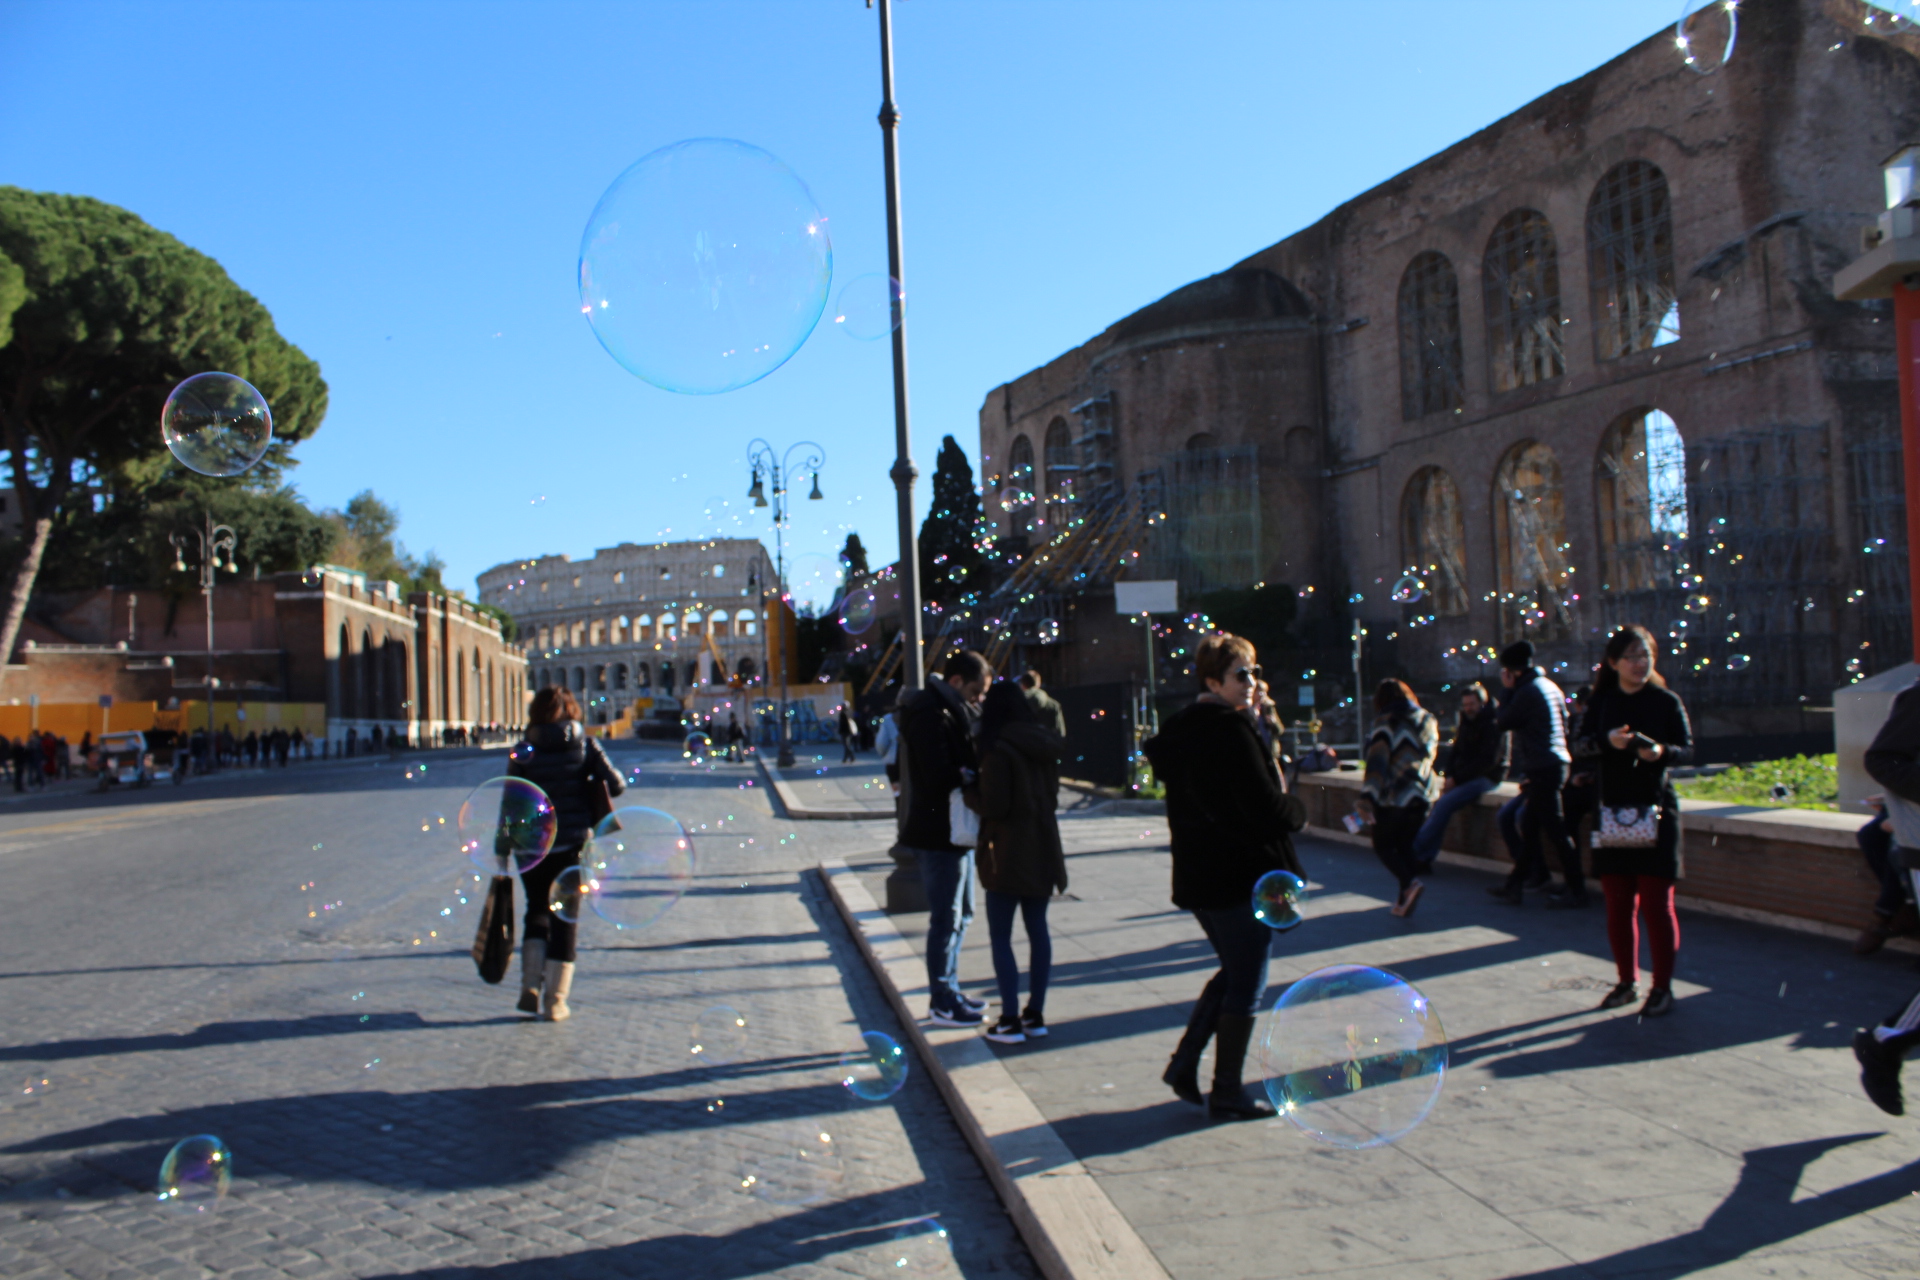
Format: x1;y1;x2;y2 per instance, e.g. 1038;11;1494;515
457;777;559;876
832;272;904;341
1676;0;1737;75
583;806;694;931
1252;870;1308;932
161;373;273;476
839;1030;909;1100
1261;964;1447;1149
578;138;832;395
737;1120;844;1205
840;586;878;635
156;1134;231;1211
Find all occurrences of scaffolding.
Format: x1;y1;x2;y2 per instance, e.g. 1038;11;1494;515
1136;444;1262;596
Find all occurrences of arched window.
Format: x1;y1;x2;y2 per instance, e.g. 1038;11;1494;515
359;629;373;719
1493;441;1573;641
337;624;352;713
588;619;604;647
684;610;703;637
637;661;652;688
1005;434;1037;536
536;666;548;689
661;661;676;692
737;655;757;680
1588;161;1679;360
536;625;551;650
613;615;629;645
572;666;586;692
709;609;731;638
634;614;653;640
1186;432;1218;451
570;620;586;648
1483;210;1564;392
1044;417;1076;529
1400;467;1469;616
1596;408;1689;593
737;607;758;637
1398;251;1465;419
594;664;607;690
614;663;628;690
659;612;677;640
456;650;467;722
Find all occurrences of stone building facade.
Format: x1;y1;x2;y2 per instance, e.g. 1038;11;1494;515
477;538;792;728
977;0;1919;740
5;567;526;749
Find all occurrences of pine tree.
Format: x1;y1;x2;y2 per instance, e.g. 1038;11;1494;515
917;436;984;609
840;531;870;578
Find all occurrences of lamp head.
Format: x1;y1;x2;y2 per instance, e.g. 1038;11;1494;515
808;472;823;501
747;469;766;504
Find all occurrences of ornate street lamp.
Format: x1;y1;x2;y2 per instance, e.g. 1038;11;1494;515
745;438;825;768
169;512;238;763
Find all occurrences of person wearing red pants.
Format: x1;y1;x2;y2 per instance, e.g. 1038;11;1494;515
1572;624;1693;1018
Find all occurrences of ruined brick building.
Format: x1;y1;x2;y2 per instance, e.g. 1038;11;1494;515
974;0;1920;745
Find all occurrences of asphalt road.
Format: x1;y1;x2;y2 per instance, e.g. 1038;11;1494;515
0;743;1036;1280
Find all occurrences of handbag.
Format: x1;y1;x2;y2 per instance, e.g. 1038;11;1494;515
587;743;623;833
472;874;515;984
1595;803;1660;848
949;786;980;848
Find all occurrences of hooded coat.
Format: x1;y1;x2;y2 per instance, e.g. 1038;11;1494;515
977;721;1067;898
1143;700;1306;911
897;678;978;851
507;720;625;848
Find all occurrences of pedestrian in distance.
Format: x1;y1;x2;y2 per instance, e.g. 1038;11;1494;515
1856;672;1920;1113
1359;678;1440;918
975;679;1067;1045
1142;631;1307;1120
1573;624;1692;1017
875;695;903;793
508;685;626;1022
1018;669;1067;738
837;702;858;763
1487;641;1579;906
726;713;745;762
1410;682;1506;874
897;650;992;1026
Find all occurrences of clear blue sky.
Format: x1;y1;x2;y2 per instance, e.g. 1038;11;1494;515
0;0;1681;606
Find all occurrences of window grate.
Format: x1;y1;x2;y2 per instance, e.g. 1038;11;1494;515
1483;210;1565;393
1397;252;1465;419
1588;161;1678;361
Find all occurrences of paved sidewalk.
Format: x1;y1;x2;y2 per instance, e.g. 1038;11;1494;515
760;755;897;821
848;811;1920;1279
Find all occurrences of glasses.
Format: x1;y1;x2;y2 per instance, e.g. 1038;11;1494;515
1231;665;1264;683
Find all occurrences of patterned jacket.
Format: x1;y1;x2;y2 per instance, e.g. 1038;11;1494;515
1363;707;1440;809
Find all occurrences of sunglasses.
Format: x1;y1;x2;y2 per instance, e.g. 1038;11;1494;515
1231;665;1264;683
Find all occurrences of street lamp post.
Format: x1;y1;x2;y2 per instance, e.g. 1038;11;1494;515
746;438;825;768
170;511;237;767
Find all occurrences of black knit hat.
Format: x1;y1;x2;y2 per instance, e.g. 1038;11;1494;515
1499;640;1535;671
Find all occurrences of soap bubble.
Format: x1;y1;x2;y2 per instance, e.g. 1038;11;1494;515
1036;617;1061;644
840;586;878;635
1684;593;1711;614
418;812;448;838
548;865;588;924
1676;0;1737;75
1727;653;1751;672
10;1071;51;1109
584;806;694;931
738;1121;844;1205
161;373;273;477
577;137;832;395
876;1217;954;1273
156;1135;231;1211
1855;2;1915;34
839;1030;909;1101
832;272;904;340
457;778;558;876
1261;964;1448;1150
1252;870;1308;932
684;732;712;759
1389;573;1427;605
690;1004;750;1066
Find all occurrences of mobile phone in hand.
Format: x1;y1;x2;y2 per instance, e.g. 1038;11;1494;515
1631;732;1658;752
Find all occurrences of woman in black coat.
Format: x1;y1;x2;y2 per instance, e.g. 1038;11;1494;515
1571;624;1692;1019
509;686;625;1021
1142;631;1307;1119
976;680;1067;1045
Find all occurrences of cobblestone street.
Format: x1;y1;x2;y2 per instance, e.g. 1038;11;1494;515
0;746;1032;1279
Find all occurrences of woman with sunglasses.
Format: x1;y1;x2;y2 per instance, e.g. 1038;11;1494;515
1143;632;1306;1120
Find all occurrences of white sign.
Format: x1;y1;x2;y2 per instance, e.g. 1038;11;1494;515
1113;580;1178;616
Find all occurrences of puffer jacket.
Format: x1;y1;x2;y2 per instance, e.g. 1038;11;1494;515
507;720;625;847
1143;699;1305;911
978;721;1067;898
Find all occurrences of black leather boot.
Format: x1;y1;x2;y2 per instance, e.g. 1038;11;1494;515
1162;979;1221;1105
1208;1014;1276;1121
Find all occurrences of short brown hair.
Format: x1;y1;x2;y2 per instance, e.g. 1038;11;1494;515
528;686;581;725
1194;631;1256;687
1019;669;1042;690
942;650;990;686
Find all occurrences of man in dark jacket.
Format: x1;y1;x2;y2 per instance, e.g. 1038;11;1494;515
1410;682;1507;872
1489;641;1580;905
898;650;991;1025
1854;679;1920;1114
1019;669;1067;738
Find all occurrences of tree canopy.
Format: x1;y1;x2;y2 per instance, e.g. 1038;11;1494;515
839;531;869;578
918;435;984;609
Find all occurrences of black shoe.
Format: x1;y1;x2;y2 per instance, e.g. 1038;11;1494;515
1163;1053;1203;1105
1021;1007;1048;1038
1208;1085;1277;1121
1545;891;1590;910
1855;1028;1906;1116
958;992;988;1014
982;1015;1026;1045
1639;987;1674;1018
1598;981;1638;1010
1205;1014;1275;1120
1487;884;1523;905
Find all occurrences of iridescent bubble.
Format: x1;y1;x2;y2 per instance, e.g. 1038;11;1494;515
690;1004;750;1065
418;812;448;837
577;137;832;395
456;778;558;876
840;586;878;636
10;1071;51;1109
738;1121;844;1206
1261;964;1448;1150
684;732;712;759
1389;573;1427;605
584;806;695;931
839;1030;909;1101
1727;653;1751;672
548;865;588;924
1854;1;1915;35
832;272;904;340
1676;0;1737;75
161;373;273;477
1684;593;1711;614
1035;617;1061;644
156;1135;231;1212
1252;870;1308;932
877;1217;954;1273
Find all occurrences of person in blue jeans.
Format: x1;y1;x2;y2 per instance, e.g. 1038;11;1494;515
1410;683;1507;872
975;680;1067;1044
896;650;992;1025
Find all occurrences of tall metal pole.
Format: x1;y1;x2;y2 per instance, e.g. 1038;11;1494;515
172;511;235;771
773;474;792;768
877;0;925;690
